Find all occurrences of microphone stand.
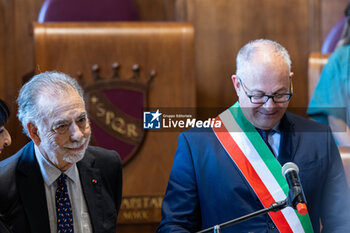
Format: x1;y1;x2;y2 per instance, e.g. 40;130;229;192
196;199;288;233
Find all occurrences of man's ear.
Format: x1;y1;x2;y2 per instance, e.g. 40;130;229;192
289;72;294;80
232;75;240;93
27;122;41;146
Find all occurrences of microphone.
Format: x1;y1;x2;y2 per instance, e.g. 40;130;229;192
281;162;308;215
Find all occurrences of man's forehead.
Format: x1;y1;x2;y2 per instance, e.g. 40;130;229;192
244;53;288;73
250;49;284;63
38;87;83;105
52;110;87;123
241;61;290;88
37;92;86;120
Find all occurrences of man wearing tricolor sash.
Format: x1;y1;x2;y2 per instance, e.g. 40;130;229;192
157;39;350;233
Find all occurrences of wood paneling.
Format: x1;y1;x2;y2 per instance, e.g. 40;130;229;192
338;147;350;186
0;0;176;160
320;0;348;41
133;0;167;21
0;0;44;160
0;2;5;100
173;0;311;117
1;0;347;156
307;52;330;101
309;0;348;51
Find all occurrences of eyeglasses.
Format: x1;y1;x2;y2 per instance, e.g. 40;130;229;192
238;77;293;104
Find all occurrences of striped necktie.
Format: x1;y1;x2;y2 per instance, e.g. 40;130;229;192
56;173;74;233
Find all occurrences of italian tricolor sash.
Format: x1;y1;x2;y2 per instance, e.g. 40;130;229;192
212;102;313;233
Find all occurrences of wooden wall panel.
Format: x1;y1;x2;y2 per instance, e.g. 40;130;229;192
338;147;350;186
0;0;348;157
0;0;170;160
309;0;348;51
133;0;167;21
308;52;330;102
1;0;344;156
320;0;348;41
0;2;5;100
0;0;44;160
173;0;311;118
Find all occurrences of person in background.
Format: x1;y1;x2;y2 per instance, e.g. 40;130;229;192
0;71;122;233
158;39;350;232
0;99;11;155
0;99;12;233
308;2;350;146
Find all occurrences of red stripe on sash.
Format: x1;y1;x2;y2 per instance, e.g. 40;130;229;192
213;116;292;233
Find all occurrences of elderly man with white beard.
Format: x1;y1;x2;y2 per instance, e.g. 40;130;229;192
0;71;122;233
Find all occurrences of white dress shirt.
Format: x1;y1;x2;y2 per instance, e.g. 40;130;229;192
34;145;93;233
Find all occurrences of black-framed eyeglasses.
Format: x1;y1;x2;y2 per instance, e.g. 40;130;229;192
238;77;293;104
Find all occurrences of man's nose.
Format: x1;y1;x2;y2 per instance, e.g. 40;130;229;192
263;97;277;108
4;128;11;146
69;122;84;141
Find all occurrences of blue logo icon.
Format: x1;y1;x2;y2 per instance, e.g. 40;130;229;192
143;109;162;129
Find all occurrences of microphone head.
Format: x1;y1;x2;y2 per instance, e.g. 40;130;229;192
282;162;299;177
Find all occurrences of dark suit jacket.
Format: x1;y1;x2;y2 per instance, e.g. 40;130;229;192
0;141;122;233
157;112;350;233
0;216;11;233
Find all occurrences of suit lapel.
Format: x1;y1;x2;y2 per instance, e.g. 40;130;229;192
77;150;103;233
278;113;300;165
16;142;50;233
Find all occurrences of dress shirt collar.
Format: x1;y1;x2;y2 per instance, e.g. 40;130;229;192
34;144;78;186
255;121;281;134
272;121;281;133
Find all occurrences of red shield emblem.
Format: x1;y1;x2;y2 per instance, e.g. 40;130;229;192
84;64;154;164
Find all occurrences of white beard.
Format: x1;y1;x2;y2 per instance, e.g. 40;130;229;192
40;133;91;166
62;134;91;163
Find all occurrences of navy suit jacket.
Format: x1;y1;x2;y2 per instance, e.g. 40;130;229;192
158;112;350;233
0;141;122;233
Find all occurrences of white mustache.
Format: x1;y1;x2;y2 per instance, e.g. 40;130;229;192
63;138;86;149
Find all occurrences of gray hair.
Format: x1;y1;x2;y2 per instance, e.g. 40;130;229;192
236;39;291;78
17;71;84;137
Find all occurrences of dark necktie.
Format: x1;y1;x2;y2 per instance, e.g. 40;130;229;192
56;173;74;233
257;128;275;156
